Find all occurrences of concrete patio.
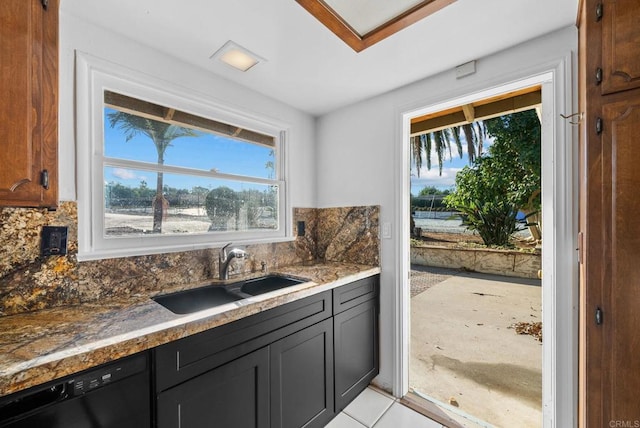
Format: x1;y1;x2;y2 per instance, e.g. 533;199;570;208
409;266;542;428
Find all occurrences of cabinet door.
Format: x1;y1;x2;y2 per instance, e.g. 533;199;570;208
0;0;57;208
602;0;640;94
157;347;269;428
271;318;334;428
592;97;640;423
334;299;379;411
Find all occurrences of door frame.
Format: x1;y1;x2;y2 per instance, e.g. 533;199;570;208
393;54;578;428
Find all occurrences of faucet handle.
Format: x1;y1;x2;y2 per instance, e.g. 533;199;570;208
220;242;232;260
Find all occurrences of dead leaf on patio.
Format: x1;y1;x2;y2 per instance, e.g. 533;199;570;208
510;321;542;342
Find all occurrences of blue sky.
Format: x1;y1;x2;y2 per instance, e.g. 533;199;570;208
103;108;274;191
410;132;493;195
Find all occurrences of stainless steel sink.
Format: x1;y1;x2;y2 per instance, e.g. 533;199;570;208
153;285;243;314
153;275;309;314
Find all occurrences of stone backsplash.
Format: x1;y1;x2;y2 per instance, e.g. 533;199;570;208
0;203;378;316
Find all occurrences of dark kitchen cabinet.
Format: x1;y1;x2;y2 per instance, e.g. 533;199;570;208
270;318;334;428
154;290;333;428
157;347;269;428
332;276;379;412
0;0;58;208
153;274;379;428
154;291;332;392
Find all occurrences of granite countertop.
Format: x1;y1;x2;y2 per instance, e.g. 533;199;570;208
0;262;380;398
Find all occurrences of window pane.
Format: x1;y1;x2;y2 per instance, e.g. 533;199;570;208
104;167;279;237
103;105;277;180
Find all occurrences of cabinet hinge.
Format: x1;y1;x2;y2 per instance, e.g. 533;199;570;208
40;170;49;190
595;3;603;21
577;232;584;264
595;67;603;85
596;117;603;135
595;307;603;325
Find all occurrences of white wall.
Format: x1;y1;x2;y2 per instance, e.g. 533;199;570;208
316;26;578;391
58;11;316;208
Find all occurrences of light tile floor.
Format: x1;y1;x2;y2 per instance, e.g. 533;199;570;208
326;387;444;428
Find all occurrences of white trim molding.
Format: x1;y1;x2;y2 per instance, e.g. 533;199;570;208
75;52;293;260
395;51;578;428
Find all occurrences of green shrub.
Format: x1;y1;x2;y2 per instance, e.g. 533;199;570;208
455;199;518;247
445;149;522;246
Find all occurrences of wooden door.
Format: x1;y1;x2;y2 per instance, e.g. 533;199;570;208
580;0;640;425
0;0;57;208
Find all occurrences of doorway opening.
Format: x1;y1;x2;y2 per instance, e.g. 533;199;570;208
406;89;543;427
396;68;578;428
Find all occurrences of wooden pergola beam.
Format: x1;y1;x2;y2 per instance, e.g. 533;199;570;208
410;88;542;136
462;104;475;122
104;90;275;147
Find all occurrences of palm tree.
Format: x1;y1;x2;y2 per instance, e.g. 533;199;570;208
108;111;199;233
410;121;487;176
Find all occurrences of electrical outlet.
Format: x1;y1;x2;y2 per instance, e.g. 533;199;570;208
297;221;306;236
41;226;68;256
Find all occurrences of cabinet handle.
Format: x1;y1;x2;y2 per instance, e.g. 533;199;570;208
41;170;49;190
596;117;603;135
595;3;603;21
595;307;603;325
41;0;49;10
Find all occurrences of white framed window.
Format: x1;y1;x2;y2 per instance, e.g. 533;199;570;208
76;53;291;260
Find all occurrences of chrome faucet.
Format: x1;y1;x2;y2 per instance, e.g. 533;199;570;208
219;243;248;280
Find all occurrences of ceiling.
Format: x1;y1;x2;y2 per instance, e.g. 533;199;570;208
61;0;578;116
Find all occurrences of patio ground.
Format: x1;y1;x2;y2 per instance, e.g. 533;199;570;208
410;266;542;428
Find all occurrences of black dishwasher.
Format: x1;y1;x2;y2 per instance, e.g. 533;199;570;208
0;352;150;428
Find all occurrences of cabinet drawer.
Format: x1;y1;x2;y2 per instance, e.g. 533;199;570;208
155;290;331;391
333;275;379;315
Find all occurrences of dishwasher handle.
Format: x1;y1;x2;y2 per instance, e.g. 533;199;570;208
0;382;70;421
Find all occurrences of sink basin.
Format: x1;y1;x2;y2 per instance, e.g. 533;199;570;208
153;274;309;314
236;275;307;296
153;285;242;314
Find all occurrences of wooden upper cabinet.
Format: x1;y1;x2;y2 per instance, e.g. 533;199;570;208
601;0;640;94
580;0;640;425
0;0;58;208
600;97;640;424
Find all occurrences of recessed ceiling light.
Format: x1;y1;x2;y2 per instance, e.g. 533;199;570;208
210;41;265;72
